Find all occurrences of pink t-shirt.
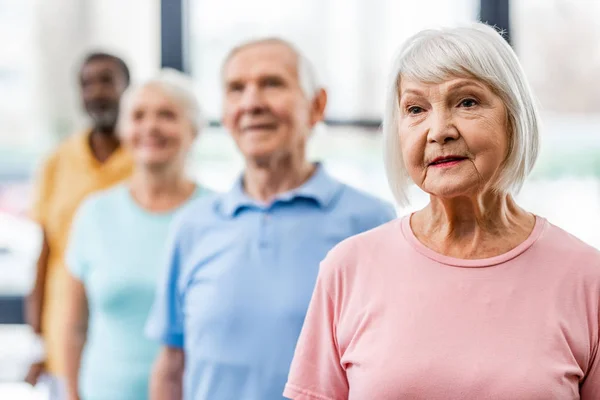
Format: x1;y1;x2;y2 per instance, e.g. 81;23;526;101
284;216;600;400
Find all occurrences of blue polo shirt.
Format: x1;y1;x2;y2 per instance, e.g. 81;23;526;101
146;165;395;400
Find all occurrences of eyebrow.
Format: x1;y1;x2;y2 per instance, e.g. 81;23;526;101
400;88;425;97
400;80;485;97
259;73;286;80
446;80;485;92
224;73;289;87
224;79;243;88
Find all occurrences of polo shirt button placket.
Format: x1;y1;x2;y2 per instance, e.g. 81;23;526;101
259;210;271;249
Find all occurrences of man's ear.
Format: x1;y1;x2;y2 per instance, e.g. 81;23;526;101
310;88;327;126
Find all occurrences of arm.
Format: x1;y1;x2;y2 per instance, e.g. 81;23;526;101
581;300;600;398
150;347;185;400
581;338;600;399
145;215;188;400
25;231;50;335
25;154;56;336
24;156;55;386
63;273;88;400
24;233;51;386
62;198;94;400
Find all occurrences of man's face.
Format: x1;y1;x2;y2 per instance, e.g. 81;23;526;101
80;58;128;131
222;42;324;163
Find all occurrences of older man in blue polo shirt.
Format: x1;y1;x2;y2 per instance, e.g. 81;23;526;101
146;38;395;400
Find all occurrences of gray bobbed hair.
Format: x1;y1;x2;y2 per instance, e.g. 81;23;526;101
383;23;540;206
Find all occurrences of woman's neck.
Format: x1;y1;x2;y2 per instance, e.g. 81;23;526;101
411;191;535;259
128;164;196;212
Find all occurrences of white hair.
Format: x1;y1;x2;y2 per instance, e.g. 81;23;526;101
119;68;204;134
222;38;321;100
383;23;541;206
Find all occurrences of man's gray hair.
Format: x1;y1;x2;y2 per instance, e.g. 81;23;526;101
222;37;321;100
383;23;541;206
119;68;204;134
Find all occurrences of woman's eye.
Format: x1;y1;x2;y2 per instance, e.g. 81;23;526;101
407;106;424;115
459;98;478;108
158;110;176;120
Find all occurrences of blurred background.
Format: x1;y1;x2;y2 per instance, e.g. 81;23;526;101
1;0;599;397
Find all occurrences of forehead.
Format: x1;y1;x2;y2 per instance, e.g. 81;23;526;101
130;85;179;108
399;76;488;97
81;58;122;80
223;42;299;83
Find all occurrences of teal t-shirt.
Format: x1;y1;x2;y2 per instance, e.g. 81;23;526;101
66;184;209;400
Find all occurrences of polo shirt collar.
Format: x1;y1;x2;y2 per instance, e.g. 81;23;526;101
220;163;342;217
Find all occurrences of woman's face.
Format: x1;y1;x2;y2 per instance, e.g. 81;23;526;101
121;85;195;170
397;77;509;199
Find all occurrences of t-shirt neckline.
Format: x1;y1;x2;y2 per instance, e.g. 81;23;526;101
121;184;203;218
401;214;547;268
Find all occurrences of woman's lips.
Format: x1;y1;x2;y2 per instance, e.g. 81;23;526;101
429;156;468;167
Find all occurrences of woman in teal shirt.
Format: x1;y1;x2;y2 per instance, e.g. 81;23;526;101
63;69;210;400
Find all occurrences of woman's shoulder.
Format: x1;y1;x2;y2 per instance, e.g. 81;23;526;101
76;184;128;218
536;219;600;270
320;218;404;275
195;184;216;196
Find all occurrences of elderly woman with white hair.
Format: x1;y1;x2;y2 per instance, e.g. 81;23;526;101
284;23;600;400
62;69;210;400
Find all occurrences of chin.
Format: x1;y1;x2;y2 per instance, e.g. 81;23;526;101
241;145;280;162
424;182;481;199
136;157;170;170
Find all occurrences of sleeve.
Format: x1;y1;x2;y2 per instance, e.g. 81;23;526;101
28;154;57;226
582;350;600;398
65;200;93;282
581;316;600;397
283;259;349;400
145;218;187;349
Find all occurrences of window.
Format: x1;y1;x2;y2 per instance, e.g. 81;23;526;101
0;0;41;213
511;0;600;248
189;0;478;121
0;0;40;296
0;0;46;387
187;0;478;209
187;0;600;250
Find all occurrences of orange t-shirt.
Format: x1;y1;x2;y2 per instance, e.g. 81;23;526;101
30;130;133;374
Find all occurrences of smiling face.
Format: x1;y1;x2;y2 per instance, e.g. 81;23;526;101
120;85;195;170
397;77;509;199
221;42;325;164
80;58;128;131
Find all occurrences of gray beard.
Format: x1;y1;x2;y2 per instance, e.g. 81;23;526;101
89;109;118;130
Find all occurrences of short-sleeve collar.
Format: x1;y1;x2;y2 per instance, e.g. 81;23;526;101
219;163;343;217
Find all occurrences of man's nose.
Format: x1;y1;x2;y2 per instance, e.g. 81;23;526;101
239;85;267;114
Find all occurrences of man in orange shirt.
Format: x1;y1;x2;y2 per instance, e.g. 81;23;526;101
25;52;134;390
